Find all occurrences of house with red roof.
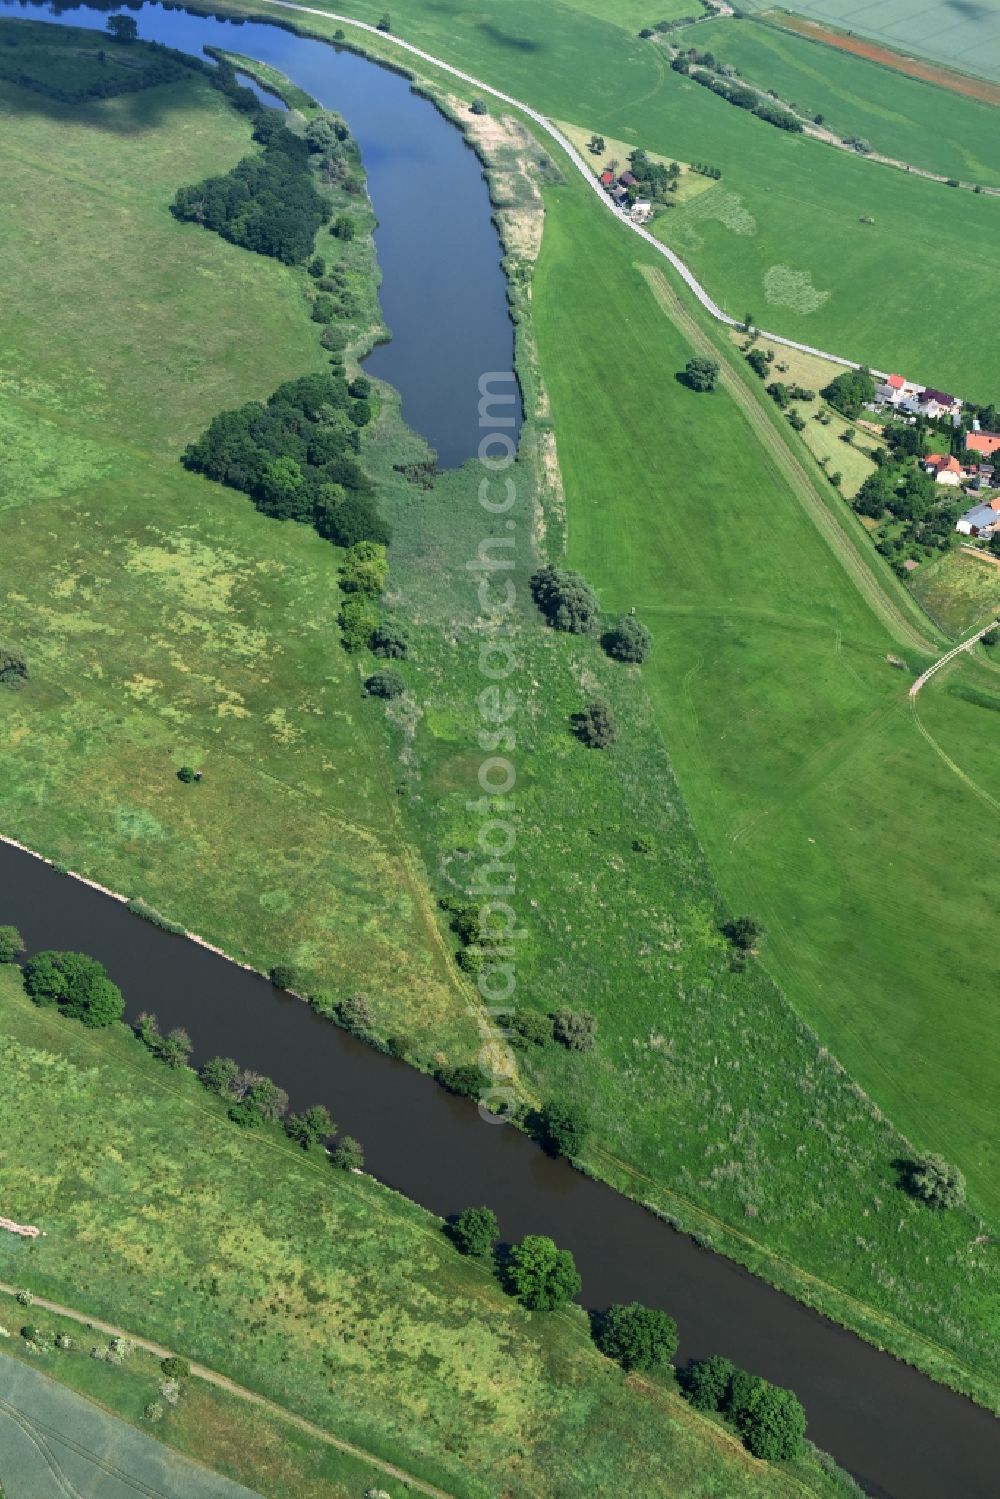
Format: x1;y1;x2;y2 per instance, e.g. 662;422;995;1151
966;431;1000;458
599;169;614;187
924;453;964;486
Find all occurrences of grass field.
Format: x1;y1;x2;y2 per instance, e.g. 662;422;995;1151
232;0;1000;394
747;0;1000;85
909;549;1000;635
555;117;715;203
677;15;1000;184
0;1356;259;1499
0;26;474;1062
0;973;854;1499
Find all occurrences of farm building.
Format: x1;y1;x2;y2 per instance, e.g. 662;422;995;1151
955;498;1000;537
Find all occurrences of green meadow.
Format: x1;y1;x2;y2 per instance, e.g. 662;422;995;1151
0;29;473;1061
678;15;1000;183
234;0;1000;392
0;973;852;1499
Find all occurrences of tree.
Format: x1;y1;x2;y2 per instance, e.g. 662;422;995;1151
330;213;355;240
22;950;124;1028
337;992;374;1035
681;1355;736;1410
982;627;998;645
247;1077;289;1122
447;1206;500;1258
602;616;652;663
106;14;138;42
377;12;391;30
535;1099;589;1159
573;699;619;748
729;1375;806;1461
0;925;23;963
746;348;770;378
339;596;381;652
821;368;875;419
0;650;28;686
683;356;720;392
908;1153;966;1210
470;99;489;115
436;1064;485;1099
176;766;197;784
199;1056;240;1094
371;621;408;659
158;1028;192;1069
552;1009;597;1051
503;1235;581;1311
588;133;606;154
269;963;301;991
530;565;600;634
593;1302;678;1371
364;671;406;700
285;1105;334;1149
510;1010;552;1049
332;1135;364;1170
722;915;763;952
160;1356;190;1380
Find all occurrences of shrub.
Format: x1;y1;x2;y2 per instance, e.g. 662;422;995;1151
370;621;409;659
534;1098;589;1159
746;349;770;378
602;616;651;663
160;1356;190;1380
199;1056;240;1094
22;950;125;1028
552;1009;597;1051
20;1324;39;1344
332;1135;364;1170
436;1063;484;1099
340;539;388;596
530;564;600;634
981;628;998;647
683;356;719;392
509;1010;552;1049
632;834;655;854
159;1377;181;1406
269;963;301;991
364;670;405;699
503;1235;581;1311
15;1290;32;1307
681;1355;737;1409
573;699;619;748
284;1104;334;1150
907;1153;966;1209
339;596;380;652
0;650;28;685
330;213;355;240
158;1027;192;1069
176;765;197;783
0;925;23;963
337;992;374;1035
470;98;488;115
144;1401;164;1422
593;1302;678;1371
447;1205;500;1258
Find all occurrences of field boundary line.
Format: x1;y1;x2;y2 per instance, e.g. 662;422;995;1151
0;1283;456;1499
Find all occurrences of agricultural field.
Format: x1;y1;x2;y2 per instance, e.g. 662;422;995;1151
746;0;1000;85
676;14;1000;183
0;28;474;1062
0;1356;259;1499
230;0;1000;394
0;972;852;1499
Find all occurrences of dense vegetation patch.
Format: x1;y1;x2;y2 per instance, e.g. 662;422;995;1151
0;17;190;103
182;371;387;548
172;111;330;265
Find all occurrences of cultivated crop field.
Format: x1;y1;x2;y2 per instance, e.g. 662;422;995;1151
679;15;1000;183
0;35;472;1060
749;0;1000;85
0;974;850;1499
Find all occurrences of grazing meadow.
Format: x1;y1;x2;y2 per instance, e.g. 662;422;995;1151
0;973;854;1499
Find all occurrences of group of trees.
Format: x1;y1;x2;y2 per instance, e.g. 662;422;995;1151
851;422;961;570
182;371;387;553
626;147;681;202
821;368;875;419
0;20;190;105
681;1356;807;1461
172;112;329;265
339;537;392;652
683;356;720;392
23;950;125;1028
674;56;803;133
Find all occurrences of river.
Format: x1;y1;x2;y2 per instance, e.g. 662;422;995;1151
0;5;998;1495
0;0;522;468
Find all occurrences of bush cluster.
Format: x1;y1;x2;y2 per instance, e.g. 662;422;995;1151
23;950;124;1028
530;564;600;634
681;1357;806;1461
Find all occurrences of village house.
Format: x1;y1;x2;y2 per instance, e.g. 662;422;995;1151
874;373;921;407
966;430;1000;458
919;388;962;421
630;198;653;224
924;453;964;486
956;498;1000;537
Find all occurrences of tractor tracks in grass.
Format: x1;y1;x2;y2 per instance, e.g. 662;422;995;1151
0;1283;456;1499
637;265;937;656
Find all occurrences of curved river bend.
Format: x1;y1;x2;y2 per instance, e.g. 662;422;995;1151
0;7;998;1497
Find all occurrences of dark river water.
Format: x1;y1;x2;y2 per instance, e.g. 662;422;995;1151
1;841;999;1499
0;6;998;1496
0;0;522;467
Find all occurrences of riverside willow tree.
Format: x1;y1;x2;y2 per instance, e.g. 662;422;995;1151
183;372;387;550
22;951;125;1028
503;1235;581;1311
593;1302;678;1371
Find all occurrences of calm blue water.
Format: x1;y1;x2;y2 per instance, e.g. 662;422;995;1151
0;0;521;466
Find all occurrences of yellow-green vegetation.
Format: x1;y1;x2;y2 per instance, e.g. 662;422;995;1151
0;23;473;1060
0;973;852;1499
909;550;1000;635
555;118;714;204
